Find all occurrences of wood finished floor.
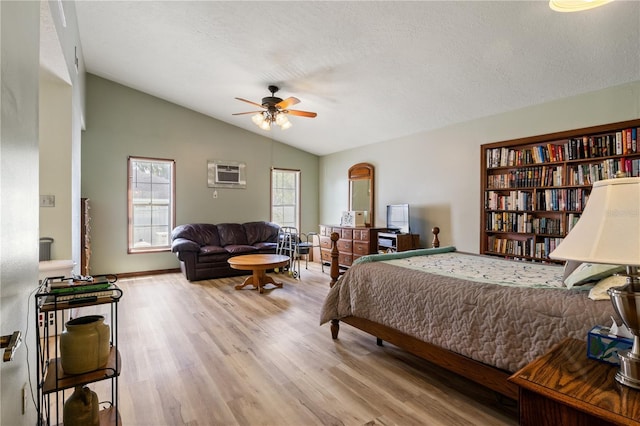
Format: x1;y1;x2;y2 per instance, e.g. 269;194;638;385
105;263;518;426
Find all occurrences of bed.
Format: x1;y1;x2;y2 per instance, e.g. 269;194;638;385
320;232;619;400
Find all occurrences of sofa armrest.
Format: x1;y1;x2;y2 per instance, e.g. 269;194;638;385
171;237;200;253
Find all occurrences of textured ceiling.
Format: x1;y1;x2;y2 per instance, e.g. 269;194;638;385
73;1;640;156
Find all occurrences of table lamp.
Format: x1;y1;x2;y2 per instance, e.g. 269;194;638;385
550;176;640;389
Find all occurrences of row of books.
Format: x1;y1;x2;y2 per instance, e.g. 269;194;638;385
486;127;639;168
486;190;532;211
486;188;590;212
487;166;564;189
487;236;564;259
567;158;640;186
536;188;590;212
39;275;119;307
486;212;564;235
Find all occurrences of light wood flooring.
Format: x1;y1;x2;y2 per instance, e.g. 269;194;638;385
104;263;518;425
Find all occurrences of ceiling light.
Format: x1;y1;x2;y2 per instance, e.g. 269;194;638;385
280;120;292;130
549;0;613;12
275;113;289;126
259;120;271;131
252;113;265;125
233;86;316;132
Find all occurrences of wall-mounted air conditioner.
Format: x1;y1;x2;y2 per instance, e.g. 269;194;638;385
207;160;247;189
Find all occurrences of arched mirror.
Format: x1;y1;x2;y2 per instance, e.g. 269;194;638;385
348;162;374;227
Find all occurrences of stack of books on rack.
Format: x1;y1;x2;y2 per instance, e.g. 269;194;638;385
40;276;117;307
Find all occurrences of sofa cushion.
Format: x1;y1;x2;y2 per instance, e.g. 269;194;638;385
254;242;278;251
243;221;281;246
217;223;249;246
225;245;256;254
172;223;221;247
200;245;227;255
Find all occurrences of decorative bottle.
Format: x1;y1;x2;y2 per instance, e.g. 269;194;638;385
63;385;99;426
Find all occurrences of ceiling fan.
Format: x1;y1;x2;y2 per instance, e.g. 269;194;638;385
233;85;317;130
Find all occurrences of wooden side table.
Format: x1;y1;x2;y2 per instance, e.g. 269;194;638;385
509;338;640;425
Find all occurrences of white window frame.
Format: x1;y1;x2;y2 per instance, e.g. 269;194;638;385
270;168;301;230
127;156;176;253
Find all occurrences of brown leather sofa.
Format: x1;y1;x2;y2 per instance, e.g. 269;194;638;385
171;221;280;281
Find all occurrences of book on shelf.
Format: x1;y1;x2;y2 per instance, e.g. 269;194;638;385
49;282;111;294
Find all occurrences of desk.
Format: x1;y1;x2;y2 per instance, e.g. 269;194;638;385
509;338;640;425
228;254;290;294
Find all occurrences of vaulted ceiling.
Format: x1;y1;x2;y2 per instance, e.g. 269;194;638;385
73;1;640;156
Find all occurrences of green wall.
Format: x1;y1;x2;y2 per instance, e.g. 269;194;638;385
82;75;319;275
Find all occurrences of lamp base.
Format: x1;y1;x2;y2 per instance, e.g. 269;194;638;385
615;349;640;390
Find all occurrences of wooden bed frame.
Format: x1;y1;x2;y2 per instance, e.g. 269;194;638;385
326;230;519;400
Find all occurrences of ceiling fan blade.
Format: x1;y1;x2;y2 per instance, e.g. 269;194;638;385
232;111;263;115
235;97;265;109
286;109;317;118
276;97;300;109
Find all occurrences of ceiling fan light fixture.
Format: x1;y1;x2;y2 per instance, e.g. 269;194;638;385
252;113;265;125
549;0;613;12
275;113;289;126
234;86;316;131
259;120;271;131
280;120;292;130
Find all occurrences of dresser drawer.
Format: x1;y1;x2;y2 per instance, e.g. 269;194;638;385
321;249;332;262
353;241;370;256
319;236;332;249
353;229;370;241
319;225;332;237
338;253;353;266
337;239;353;253
341;228;353;240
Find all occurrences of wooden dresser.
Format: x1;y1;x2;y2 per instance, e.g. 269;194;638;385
509;338;640;425
319;225;386;268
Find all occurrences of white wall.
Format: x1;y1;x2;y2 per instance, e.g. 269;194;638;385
81;75;319;275
320;81;640;251
0;2;40;424
1;2;85;424
39;73;73;260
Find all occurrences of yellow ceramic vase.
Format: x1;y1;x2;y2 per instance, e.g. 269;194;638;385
60;315;110;374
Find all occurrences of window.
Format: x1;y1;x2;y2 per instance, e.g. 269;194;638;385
128;157;175;253
271;168;300;230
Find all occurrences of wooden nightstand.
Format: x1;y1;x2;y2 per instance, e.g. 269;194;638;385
509;338;640;425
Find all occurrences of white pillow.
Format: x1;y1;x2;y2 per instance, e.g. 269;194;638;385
588;275;627;300
564;263;625;289
562;260;581;282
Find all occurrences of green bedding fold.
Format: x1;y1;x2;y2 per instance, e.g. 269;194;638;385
353;245;456;264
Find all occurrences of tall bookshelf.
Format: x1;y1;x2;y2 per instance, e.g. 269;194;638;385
480;119;640;263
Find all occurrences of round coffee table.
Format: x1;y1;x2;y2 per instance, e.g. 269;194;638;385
228;254;291;293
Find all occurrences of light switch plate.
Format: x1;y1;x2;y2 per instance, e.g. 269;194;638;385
39;195;55;207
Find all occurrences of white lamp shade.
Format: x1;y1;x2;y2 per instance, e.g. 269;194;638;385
549;177;640;265
549;0;613;12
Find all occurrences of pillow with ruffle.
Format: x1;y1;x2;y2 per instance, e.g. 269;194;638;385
564;263;625;289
